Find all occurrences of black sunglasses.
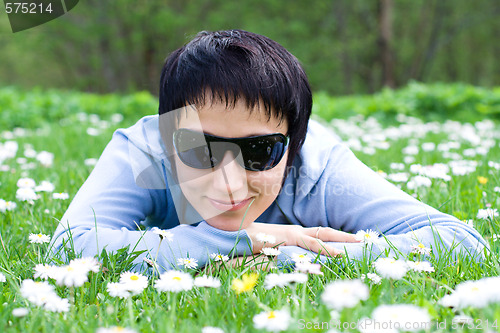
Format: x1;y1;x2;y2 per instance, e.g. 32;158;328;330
173;128;289;171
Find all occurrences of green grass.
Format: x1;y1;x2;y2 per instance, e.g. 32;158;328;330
0;85;499;332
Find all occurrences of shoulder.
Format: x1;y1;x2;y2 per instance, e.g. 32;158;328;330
113;115;166;160
110;115;169;190
295;118;347;180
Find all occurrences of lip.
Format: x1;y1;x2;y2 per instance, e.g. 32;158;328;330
208;197;253;212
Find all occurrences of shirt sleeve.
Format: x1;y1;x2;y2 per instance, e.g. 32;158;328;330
50;129;252;272
276;142;487;266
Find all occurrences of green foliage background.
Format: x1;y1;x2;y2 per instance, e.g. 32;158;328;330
1;0;499;96
1;82;499;131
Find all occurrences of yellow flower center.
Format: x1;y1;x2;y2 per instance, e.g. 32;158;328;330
418;243;425;248
477;176;488;184
231;273;259;294
172;276;181;281
37;234;43;238
130;275;139;281
267;311;276;319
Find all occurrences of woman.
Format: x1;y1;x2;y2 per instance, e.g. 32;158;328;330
52;30;485;272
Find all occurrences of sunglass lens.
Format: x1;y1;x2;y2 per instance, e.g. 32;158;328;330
174;129;287;171
242;138;285;171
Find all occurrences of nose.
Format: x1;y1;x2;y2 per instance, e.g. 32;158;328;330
211;151;247;195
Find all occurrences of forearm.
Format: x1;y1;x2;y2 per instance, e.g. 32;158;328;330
51;221;253;273
275;222;486;267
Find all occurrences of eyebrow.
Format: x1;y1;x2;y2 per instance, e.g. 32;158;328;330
183;127;273;138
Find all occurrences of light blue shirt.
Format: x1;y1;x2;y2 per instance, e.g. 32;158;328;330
51;115;486;271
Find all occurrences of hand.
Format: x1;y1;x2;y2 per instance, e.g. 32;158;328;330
244;223;360;257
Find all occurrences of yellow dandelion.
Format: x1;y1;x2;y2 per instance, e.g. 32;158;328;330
477;176;488;185
231;273;259;294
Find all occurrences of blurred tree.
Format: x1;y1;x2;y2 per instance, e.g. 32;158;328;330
377;0;395;88
0;0;498;95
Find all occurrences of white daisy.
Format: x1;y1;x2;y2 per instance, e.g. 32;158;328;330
17;177;36;188
107;282;131;298
119;271;148;295
321;279;369;310
12;307;29;317
194;276;221;288
52;192;69;200
371;304;431;332
264;273;307;290
16;187;38;202
406;261;435;273
373;257;408;280
86;127;100;136
36;151;54;167
52;264;89;287
177;257;198;269
20;279;57;306
438;293;460;308
452;279;491;308
143;257;159;270
261;247;281;256
34;263;57;280
285;272;308;284
111;113;124;123
411;243;431;255
201;327;225;333
387;172;409;183
210;253;229;262
151;227;174;241
154;270;193;292
34;180;55;192
84;158;98;166
0;272;6;282
421;142;435;152
355;229;381;244
70;257;100;273
360;273;382;285
28;233;51;244
43;296;70;313
295;262;323;275
407;175;432;189
0;199;17;213
253;309;291;332
477;208;498;220
256;232;277;244
23;146;36;158
291;252;313;264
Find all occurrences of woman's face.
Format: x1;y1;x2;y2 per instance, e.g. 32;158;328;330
173;99;288;231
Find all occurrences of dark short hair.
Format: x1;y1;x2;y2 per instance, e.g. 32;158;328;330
158;29;312;169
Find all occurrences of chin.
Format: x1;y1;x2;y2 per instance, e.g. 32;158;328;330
205;215;252;231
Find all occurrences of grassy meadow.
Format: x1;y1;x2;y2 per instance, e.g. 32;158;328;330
0;83;499;332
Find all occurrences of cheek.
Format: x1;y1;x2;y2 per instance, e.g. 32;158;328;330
247;164;287;199
173;156;210;191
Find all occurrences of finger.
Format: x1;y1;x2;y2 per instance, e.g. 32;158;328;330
305;227;360;243
299;236;344;257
